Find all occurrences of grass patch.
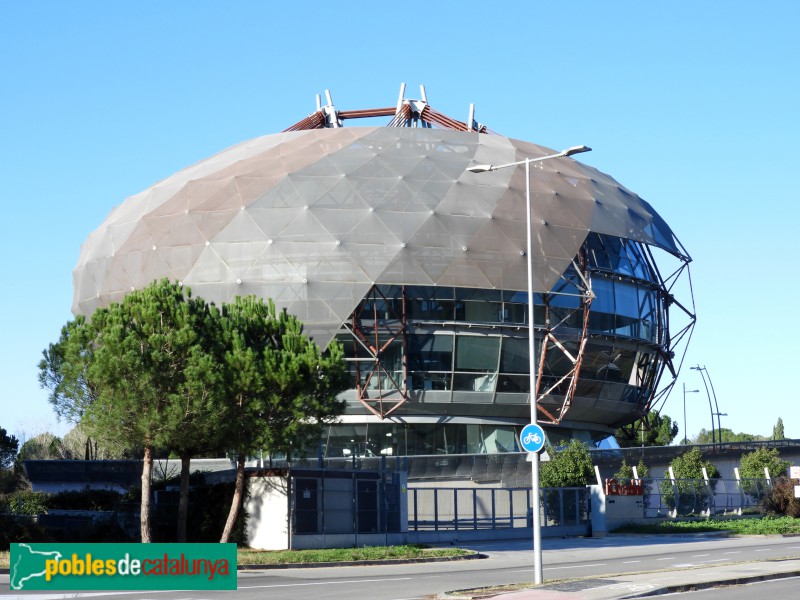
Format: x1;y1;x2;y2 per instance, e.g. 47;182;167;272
0;545;466;570
238;544;469;565
612;515;800;536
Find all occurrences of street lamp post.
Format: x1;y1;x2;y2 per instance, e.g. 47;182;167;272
692;365;721;447
714;412;728;442
467;144;591;585
682;384;700;445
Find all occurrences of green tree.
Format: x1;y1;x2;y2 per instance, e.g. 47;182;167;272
772;417;786;441
39;317;98;425
660;447;720;515
538;439;593;526
694;428;763;444
0;427;19;470
539;439;594;487
16;432;65;462
39;318;115;461
158;299;225;543
49;280;222;543
614;458;649;482
216;296;348;543
61;424;124;461
739;447;790;480
614;411;678;448
739;447;790;506
614;458;651;508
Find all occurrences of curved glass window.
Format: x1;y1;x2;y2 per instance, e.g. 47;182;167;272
586;233;654;283
338;233;672;446
588;277;616;335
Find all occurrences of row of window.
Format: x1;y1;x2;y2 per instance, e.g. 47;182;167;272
340;332;650;396
357;275;661;343
321;423;522;457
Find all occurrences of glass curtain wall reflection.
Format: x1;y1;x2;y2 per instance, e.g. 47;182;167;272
331;233;672;455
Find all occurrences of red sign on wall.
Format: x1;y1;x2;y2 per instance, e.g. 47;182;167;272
605;479;643;496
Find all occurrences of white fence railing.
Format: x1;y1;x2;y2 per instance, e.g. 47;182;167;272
639;477;771;517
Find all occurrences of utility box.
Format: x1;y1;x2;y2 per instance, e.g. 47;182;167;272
245;468;408;550
590;480;645;537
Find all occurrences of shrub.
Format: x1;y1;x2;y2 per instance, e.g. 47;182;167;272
659;447;720;515
761;476;800;517
740;447;790;480
6;490;49;516
539;440;593;488
0;515;50;549
614;459;651;509
739;448;788;505
614;458;649;481
538;440;592;526
47;489;123;511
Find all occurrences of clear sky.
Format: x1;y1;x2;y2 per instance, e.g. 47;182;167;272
2;2;798;444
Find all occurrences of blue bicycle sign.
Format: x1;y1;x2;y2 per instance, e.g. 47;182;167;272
519;423;545;453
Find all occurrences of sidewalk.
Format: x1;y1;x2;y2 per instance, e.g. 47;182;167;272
443;557;800;599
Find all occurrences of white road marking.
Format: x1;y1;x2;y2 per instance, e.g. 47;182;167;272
238;576;415;590
543;563;607;571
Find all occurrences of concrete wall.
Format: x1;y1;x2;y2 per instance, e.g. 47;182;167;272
245;475;291;550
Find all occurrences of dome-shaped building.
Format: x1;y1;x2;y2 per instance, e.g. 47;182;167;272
74;87;695;457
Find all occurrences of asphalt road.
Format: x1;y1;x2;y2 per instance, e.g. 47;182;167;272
659;576;800;599
2;535;800;600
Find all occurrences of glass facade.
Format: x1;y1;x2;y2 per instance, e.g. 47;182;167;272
322;422;522;457
329;233;676;455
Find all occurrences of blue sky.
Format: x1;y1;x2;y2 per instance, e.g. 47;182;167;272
2;2;798;444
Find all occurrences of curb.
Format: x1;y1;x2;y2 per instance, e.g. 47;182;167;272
629;568;800;598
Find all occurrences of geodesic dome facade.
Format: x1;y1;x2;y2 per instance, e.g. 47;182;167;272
74;97;694;454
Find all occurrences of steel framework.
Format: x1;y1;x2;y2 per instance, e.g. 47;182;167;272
340;236;695;425
284;83;489;134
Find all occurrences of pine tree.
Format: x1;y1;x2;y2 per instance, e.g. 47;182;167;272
216;296;348;543
47;280;222;542
614;411;678;447
773;417;786;441
0;427;19;470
